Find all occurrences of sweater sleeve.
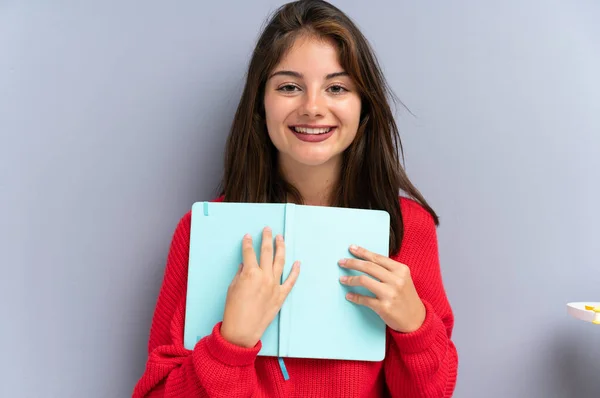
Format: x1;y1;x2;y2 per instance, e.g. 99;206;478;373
383;199;458;397
132;212;262;398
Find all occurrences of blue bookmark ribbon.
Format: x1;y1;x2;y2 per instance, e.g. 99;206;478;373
278;357;289;381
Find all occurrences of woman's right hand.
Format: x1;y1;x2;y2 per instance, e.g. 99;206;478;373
220;226;300;348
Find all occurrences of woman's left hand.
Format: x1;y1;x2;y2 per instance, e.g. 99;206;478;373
339;245;426;333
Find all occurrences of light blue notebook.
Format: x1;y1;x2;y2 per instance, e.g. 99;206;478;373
183;201;390;361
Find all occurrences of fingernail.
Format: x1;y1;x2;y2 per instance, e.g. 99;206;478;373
339;276;348;283
346;293;354;300
264;226;271;232
349;244;358;251
295;261;301;268
276;234;283;242
338;258;347;266
243;233;251;239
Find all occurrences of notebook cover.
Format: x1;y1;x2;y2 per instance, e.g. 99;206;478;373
278;204;389;361
184;202;285;356
183;202;390;361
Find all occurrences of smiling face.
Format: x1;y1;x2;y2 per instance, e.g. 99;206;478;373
263;35;362;170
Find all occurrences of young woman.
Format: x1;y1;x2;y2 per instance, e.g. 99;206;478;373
133;0;458;396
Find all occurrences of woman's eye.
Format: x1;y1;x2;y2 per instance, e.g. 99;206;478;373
278;84;300;92
328;85;348;94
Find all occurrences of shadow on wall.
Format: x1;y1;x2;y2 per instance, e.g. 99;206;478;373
550;327;600;398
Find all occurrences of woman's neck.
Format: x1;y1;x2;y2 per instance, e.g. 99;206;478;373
279;156;341;207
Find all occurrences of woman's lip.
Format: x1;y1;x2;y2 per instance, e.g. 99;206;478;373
288;126;336;143
288;124;337;129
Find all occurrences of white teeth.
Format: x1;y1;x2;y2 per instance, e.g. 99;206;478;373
293;127;332;135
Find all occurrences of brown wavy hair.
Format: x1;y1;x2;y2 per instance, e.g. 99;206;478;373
217;0;438;255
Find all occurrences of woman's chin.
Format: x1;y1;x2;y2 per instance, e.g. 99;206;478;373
290;152;341;168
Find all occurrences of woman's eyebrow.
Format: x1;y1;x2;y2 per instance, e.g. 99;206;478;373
268;70;349;79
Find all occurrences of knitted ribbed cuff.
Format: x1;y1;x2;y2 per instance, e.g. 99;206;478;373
200;322;261;367
388;299;448;354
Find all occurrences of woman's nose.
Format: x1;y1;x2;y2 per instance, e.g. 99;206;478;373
299;90;326;118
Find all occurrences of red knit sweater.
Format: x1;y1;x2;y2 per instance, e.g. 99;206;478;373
132;197;458;397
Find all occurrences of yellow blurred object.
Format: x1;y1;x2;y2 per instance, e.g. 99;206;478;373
585;306;600;323
567;302;600;325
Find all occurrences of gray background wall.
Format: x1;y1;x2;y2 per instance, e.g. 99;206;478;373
1;0;599;397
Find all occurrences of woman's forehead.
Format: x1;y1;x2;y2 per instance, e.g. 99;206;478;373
271;36;347;79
